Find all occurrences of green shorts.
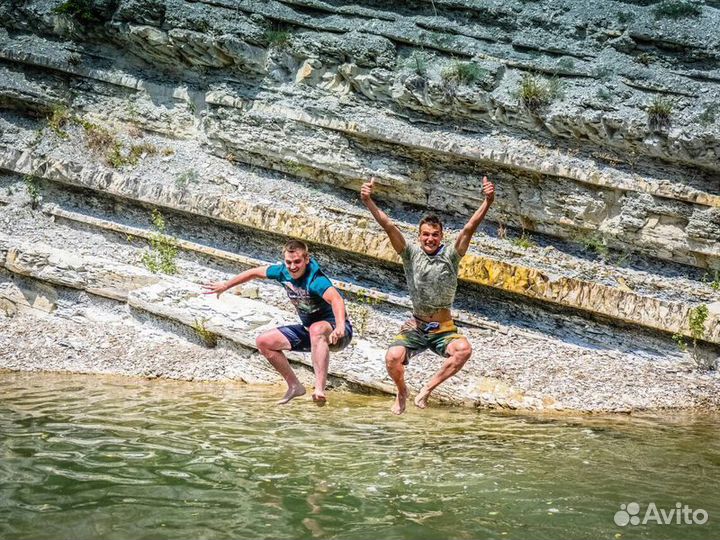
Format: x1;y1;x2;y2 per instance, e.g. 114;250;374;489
389;317;464;364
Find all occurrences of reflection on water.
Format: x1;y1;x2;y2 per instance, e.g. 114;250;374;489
1;371;719;540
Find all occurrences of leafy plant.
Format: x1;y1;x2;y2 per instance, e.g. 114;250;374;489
579;233;609;259
672;332;688;352
441;61;487;86
636;53;657;66
512;232;535;249
140;209;179;275
53;0;112;25
674;304;710;363
175;169;199;188
517;74;561;112
192;318;218;348
406;51;429;76
48;104;70;139
689;304;709;342
596;87;612;101
647;97;673;131
108;141;157;168
347;288;381;336
79;119;115;151
264;29;290;47
23;175;41;210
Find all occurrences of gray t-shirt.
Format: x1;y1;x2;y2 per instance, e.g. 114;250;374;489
400;240;462;317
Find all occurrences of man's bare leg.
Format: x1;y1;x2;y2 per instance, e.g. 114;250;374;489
309;321;333;405
415;338;472;409
256;329;306;404
386;346;409;415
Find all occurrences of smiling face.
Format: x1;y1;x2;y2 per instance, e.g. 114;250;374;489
418;223;443;254
283;249;310;279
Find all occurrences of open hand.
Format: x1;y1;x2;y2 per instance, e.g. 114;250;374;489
482;176;495;202
360;177;376;203
201;281;229;298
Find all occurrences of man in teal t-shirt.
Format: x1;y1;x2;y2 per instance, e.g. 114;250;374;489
203;240;352;405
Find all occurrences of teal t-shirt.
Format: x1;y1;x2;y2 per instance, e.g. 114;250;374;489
266;258;336;326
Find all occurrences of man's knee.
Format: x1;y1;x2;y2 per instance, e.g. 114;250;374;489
255;333;272;352
386;347;407;368
449;339;472;364
309;323;330;342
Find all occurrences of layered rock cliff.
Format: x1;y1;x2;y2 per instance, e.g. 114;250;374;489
1;0;719;411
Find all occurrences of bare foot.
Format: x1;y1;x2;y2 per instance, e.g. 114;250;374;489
312;393;327;407
391;391;407;415
414;388;431;409
276;385;306;405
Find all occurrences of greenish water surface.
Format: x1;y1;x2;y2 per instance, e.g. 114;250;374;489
1;371;719;540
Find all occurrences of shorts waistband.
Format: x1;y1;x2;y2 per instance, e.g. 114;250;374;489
413;316;456;333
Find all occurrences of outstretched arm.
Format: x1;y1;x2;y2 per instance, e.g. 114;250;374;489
322;287;346;345
202;266;269;298
455;176;495;257
360;177;406;254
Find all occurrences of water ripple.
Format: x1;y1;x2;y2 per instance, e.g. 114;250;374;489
1;372;719;540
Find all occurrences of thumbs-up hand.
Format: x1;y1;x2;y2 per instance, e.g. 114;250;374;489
482;176;495;202
360;177;376;203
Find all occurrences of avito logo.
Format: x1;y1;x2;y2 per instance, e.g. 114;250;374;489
614;502;708;526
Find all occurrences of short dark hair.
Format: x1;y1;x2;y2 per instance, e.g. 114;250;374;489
283;239;309;254
419;214;443;232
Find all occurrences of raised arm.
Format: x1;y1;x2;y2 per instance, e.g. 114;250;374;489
455;176;495;257
360;177;406;254
202;266;269;298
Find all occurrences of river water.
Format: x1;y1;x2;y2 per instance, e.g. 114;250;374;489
1;371;718;540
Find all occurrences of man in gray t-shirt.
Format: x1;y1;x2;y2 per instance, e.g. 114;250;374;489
361;176;495;415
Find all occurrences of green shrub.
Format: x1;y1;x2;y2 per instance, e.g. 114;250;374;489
579;233;609;259
347;288;381;336
518;74;562;112
672;332;688;352
689;304;708;342
636;52;656;66
175;169;199;189
107;141;156;168
512;233;535;249
406;51;429;76
675;304;710;361
264;29;290;47
79;120;115;152
596;87;612;101
647;97;673;131
710;272;720;292
53;0;113;25
23;175;41;210
140;209;179;275
653;0;702;19
192;318;218;348
441;61;487;86
48;104;70;139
